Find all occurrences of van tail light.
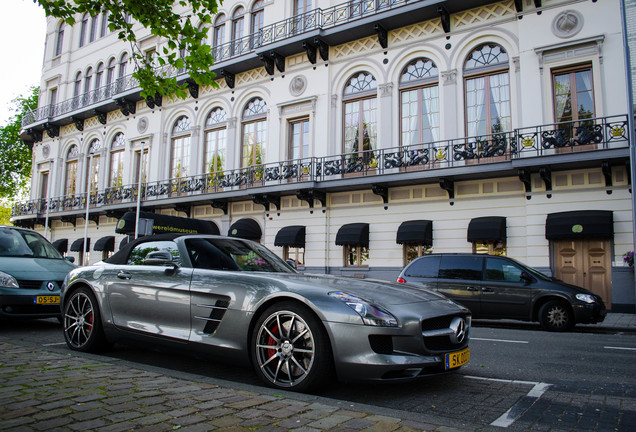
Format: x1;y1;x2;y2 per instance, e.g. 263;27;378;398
396;278;406;284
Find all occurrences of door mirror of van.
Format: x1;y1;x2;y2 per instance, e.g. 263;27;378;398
520;271;533;283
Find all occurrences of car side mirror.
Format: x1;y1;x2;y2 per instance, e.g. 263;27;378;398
286;259;297;270
520;271;533;284
65;256;75;263
145;251;179;274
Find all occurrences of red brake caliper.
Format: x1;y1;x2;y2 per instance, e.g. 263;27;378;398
267;324;279;359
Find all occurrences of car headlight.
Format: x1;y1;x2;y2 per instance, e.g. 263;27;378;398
329;291;398;327
0;271;20;289
575;293;596;304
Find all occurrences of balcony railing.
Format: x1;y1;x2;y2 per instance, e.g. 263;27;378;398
23;0;412;128
12;115;630;218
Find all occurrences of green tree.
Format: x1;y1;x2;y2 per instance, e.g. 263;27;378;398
0;206;12;226
37;0;222;99
0;86;38;200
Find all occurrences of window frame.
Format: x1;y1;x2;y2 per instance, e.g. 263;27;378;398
551;63;595;124
344;244;369;267
170;116;192;179
241;98;268;168
342;72;378;159
204;107;228;174
399;58;440;147
54;21;64;57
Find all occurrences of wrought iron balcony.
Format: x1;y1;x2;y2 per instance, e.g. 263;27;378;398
12;115;630;220
23;0;433;129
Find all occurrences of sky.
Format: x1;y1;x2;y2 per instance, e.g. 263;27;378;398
0;1;46;125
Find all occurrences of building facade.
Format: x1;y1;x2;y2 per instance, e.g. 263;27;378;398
12;0;636;312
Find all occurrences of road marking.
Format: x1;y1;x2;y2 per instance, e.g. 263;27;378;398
471;337;529;344
604;346;636;351
465;376;551;428
42;342;67;346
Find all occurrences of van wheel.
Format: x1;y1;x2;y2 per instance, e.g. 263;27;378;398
539;300;573;331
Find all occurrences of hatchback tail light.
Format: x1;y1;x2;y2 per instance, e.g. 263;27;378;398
396;277;406;283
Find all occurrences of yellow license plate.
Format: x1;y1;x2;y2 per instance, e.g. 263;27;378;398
445;347;470;370
34;295;60;305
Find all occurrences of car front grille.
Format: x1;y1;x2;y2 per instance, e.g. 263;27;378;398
16;280;63;290
421;314;470;353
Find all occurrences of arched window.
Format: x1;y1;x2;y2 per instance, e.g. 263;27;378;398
86;139;101;194
83;67;93;95
343;72;377;160
117;53;128;92
464;43;510;137
400;58;440;146
100;10;110;38
171;116;191;178
251;1;264;47
213;13;226;52
79;13;89;47
241;98;267;168
204;108;227;173
231;7;245;55
89;13;99;43
95;63;104;90
105;58;116;97
73;72;82;108
109;133;126;188
54;21;64;57
64;145;79;196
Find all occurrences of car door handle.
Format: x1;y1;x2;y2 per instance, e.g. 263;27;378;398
466;286;478;291
482;287;494;293
117;271;132;280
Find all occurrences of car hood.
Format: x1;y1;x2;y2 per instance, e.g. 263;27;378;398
543;277;599;297
271;273;448;305
0;257;75;280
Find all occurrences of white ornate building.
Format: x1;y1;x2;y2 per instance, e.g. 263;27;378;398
12;0;636;312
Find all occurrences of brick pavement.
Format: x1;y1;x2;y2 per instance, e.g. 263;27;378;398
0;341;485;432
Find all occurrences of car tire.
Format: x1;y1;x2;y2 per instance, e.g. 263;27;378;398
63;286;109;352
539;300;573;332
251;301;334;392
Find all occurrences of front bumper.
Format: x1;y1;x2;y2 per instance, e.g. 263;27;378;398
573;301;607;324
324;319;469;382
0;290;61;319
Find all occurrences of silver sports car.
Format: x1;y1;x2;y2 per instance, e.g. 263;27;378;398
61;234;471;392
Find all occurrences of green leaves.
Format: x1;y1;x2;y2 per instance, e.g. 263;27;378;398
37;0;221;100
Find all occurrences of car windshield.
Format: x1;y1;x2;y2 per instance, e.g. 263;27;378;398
186;237;295;273
508;256;552;281
0;227;64;259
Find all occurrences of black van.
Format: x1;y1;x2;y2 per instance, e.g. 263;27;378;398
397;254;606;331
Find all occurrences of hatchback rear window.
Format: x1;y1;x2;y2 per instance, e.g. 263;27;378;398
439;255;483;280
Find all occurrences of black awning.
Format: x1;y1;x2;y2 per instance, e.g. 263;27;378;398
275;226;306;247
467;217;506;242
70;238;90;252
115;211;220;236
546;211;614;240
335;223;369;246
228;218;262;240
52;238;68;253
396;220;433;245
93;236;115;252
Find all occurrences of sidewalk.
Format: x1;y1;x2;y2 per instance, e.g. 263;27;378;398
0;340;480;432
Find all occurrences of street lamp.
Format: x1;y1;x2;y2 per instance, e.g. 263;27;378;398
135;141;145;239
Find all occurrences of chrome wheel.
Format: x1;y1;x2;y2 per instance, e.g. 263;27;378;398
540;300;573;331
63;287;107;352
254;309;316;389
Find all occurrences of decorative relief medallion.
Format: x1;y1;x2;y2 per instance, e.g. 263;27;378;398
552;10;583;39
290;75;307;96
42;145;50;158
137;117;148;134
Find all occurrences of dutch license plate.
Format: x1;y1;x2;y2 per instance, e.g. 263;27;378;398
445;347;470;370
34;295;60;305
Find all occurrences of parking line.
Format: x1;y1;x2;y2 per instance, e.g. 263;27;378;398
42;342;67;346
471;337;529;344
465;376;551;428
604;346;636;351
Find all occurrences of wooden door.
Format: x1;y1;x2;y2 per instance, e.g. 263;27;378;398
553;239;611;308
